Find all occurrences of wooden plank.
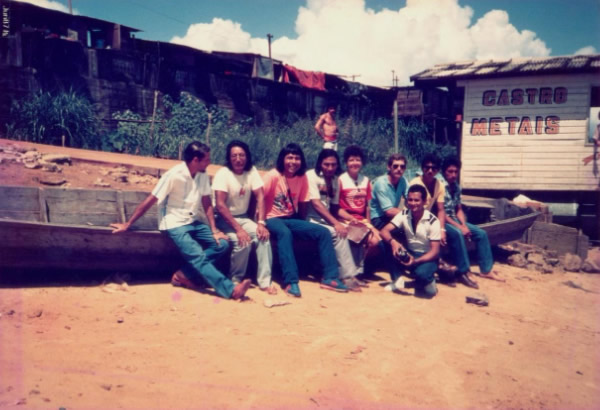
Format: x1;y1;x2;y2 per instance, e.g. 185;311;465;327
0;219;181;272
463;145;591;153
463;181;596;191
463;139;585;147
122;190;158;230
0;186;41;222
39;188;47;223
462;74;597;88
117;190;126;223
45;188;121;226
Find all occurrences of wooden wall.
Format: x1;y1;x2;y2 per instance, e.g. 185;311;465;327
458;74;600;191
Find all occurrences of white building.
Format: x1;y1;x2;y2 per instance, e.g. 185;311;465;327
411;55;600;239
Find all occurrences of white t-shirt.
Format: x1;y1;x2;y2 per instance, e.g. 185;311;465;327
152;162;211;231
211;166;263;216
390;209;441;254
305;169;340;224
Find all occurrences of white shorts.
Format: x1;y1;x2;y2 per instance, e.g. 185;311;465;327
323;141;338;151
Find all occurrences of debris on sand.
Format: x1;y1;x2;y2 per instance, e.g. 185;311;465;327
466;293;489;307
263;299;291;308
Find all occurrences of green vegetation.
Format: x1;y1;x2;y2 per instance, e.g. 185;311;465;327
7;89;99;148
6;91;455;177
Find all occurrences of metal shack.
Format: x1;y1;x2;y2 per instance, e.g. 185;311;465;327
411;55;600;239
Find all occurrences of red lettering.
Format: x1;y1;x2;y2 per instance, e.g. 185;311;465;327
539;87;553;104
526;88;537;104
489;117;502;135
518;117;533;135
497;89;509;106
554;87;567;104
482;90;496;106
511;89;523;105
505;117;519;134
470;119;488;135
535;116;544;134
545;116;560;134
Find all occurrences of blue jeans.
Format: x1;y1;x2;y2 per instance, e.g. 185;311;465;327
165;221;233;298
445;219;494;275
406;251;437;287
266;217;339;286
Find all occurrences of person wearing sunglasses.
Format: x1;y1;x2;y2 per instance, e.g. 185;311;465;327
370;153;409;230
409;154;446;246
305;149;364;291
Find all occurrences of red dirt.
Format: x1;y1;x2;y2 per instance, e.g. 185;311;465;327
1;140;599;409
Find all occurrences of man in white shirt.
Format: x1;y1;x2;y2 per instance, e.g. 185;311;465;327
111;141;251;300
380;184;440;298
213;140;275;294
305;149;364;291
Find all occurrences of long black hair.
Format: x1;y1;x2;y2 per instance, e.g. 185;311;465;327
315;149;341;177
225;140;253;172
276;143;307;176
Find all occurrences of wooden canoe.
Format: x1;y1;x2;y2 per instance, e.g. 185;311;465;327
0;185;540;273
0;185;181;273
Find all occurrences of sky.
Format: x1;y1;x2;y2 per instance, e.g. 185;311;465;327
19;0;600;88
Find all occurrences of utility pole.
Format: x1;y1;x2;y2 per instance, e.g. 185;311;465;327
266;33;273;59
68;0;73;14
391;70;395;87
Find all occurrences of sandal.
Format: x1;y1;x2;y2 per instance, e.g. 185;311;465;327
171;270;201;291
320;279;349;293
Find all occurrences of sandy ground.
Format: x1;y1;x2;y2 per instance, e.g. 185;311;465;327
1;142;600;409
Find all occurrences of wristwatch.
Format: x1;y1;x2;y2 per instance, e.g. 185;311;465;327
257;220;266;226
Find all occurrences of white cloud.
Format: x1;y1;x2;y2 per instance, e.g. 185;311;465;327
170;0;551;87
574;46;597;55
16;0;71;13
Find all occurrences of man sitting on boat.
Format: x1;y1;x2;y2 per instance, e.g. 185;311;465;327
110;141;251;301
213;140;275;294
442;156;501;283
369;153;409;230
379;184;441;299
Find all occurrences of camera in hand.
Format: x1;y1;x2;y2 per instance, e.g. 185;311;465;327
395;248;410;263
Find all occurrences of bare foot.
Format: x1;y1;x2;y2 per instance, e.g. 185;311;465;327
474;270;505;282
231;279;252;300
260;285;278;295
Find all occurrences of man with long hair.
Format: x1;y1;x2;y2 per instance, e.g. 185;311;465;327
213;140;275;294
263;143;349;297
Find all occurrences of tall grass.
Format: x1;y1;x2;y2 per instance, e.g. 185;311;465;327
7;89;99;147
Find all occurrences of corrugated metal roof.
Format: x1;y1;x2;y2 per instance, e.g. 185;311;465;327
410;54;600;83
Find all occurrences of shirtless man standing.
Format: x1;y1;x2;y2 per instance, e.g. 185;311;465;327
315;106;339;150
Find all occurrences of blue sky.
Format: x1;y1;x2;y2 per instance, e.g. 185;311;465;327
24;0;600;87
